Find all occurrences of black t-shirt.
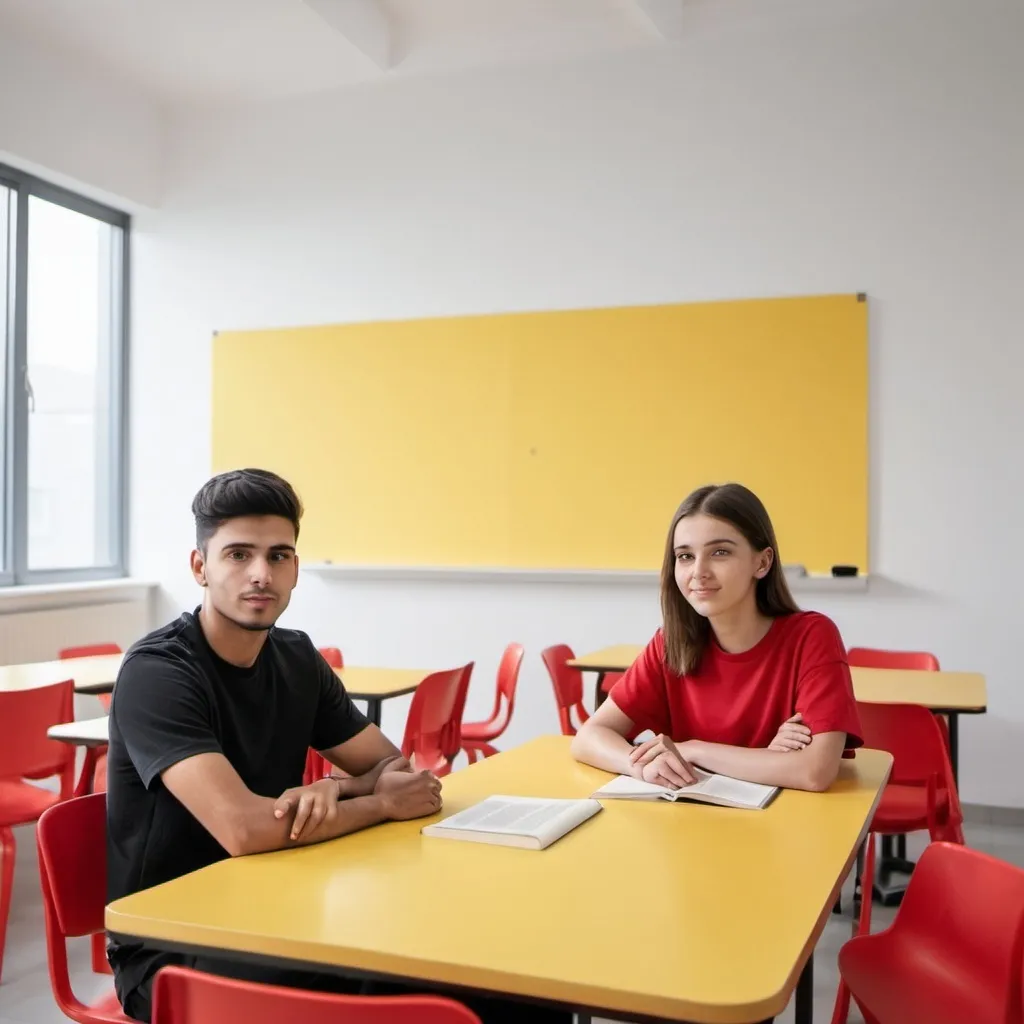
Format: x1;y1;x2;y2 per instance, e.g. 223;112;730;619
106;610;369;1010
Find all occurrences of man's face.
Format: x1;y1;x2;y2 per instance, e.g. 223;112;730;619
191;515;299;632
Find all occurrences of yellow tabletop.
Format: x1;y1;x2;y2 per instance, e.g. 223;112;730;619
851;666;987;713
47;715;109;747
106;735;891;1023
335;666;427;701
571;645;988;713
0;653;123;695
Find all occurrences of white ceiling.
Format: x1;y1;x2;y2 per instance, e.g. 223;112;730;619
0;0;698;107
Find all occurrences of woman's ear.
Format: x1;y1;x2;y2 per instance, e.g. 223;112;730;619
754;547;774;579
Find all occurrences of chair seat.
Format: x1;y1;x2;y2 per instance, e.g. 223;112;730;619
0;779;62;827
460;720;500;742
841;932;1003;1024
871;782;952;833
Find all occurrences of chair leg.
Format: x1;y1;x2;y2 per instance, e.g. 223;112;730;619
91;932;111;974
830;979;852;1024
0;826;14;982
856;834;876;936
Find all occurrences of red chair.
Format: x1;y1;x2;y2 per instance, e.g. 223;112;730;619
848;647;940;671
0;679;76;982
541;645;590;736
461;643;523;763
60;644;123;798
401;664;474;777
302;647;347;786
853;700;964;934
35;791;136;1021
152;964;481;1024
831;842;1024;1024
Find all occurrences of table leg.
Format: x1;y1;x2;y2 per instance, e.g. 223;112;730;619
948;713;960;784
593;673;607;710
366;699;383;728
795;951;814;1024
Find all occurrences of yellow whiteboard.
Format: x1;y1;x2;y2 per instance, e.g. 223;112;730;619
212;295;868;574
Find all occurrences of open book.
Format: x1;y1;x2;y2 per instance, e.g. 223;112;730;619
592;768;778;810
421;795;602;850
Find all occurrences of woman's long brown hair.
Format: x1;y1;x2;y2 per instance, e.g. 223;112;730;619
660;483;800;675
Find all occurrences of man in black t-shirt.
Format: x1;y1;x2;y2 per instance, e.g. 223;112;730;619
107;469;443;1021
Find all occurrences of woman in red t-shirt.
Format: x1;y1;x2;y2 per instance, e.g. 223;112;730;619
571;483;862;792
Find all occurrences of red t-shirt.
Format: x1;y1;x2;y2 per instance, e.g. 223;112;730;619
609;611;863;751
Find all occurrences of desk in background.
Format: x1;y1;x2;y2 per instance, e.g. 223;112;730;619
0;653;122;695
108;735;891;1024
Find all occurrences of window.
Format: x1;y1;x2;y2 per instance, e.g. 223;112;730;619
0;164;128;585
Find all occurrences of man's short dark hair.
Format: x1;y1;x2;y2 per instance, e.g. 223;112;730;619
192;469;303;552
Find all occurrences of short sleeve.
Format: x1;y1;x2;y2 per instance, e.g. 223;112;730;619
607;632;672;736
794;617;863;751
111;653;223;789
310;650;371;752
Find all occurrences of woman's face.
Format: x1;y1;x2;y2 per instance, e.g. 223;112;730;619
672;513;772;619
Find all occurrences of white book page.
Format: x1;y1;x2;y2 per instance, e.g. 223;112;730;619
433;796;598;843
592;775;674;799
684;771;775;806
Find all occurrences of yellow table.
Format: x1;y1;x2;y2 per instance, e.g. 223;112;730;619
335;667;427;727
570;645;986;778
106;735;891;1024
0;653;123;695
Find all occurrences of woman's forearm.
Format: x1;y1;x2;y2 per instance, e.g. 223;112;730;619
680;738;841;792
570;723;639;777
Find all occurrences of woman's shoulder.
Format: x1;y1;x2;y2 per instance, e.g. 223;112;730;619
776;610;847;656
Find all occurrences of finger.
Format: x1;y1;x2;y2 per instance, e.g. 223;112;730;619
661;750;696;785
629;739;659;764
291;794;314;840
784;713;804;724
308;797;328;831
778;738;804;751
654;758;692;788
634;744;667;768
273;795;294;819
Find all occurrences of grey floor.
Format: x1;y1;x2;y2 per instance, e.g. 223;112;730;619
1;818;1021;1024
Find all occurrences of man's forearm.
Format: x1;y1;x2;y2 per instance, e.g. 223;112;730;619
234;792;388;855
333;755;403;799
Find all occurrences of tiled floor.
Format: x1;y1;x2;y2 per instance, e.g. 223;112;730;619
1;819;1021;1024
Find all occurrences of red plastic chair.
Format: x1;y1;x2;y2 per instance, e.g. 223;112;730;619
302;647;347;786
60;644;122;798
152;964;482;1024
853;700;965;934
541;645;590;736
848;647;941;671
461;643;523;763
831;842;1024;1024
36;791;130;1022
401;664;474;777
0;678;76;982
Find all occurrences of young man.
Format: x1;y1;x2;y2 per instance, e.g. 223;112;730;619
106;469;442;1021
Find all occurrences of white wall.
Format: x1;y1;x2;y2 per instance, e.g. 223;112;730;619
0;25;164;208
124;0;1023;802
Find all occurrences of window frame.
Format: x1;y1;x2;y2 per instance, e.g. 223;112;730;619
0;162;129;586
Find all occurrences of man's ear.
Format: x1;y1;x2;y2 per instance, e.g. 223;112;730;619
190;548;207;587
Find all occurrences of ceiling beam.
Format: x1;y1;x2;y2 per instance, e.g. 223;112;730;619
304;0;392;70
632;0;688;40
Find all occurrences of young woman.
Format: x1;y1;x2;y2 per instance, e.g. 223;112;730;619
571;483;862;792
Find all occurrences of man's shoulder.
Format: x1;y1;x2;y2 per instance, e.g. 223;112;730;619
117;612;205;687
265;624;318;665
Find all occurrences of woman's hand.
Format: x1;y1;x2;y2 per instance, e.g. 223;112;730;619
768;713;812;752
628;734;698;788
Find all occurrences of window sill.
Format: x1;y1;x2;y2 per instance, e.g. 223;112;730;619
0;577;158;614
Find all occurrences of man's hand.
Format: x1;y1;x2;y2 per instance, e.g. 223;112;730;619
375;769;443;820
273;778;342;841
768;713;812;752
379;756;414;776
628;734;698;787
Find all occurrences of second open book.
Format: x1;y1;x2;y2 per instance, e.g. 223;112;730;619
592;767;779;810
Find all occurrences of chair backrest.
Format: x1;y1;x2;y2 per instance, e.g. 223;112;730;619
0;680;76;791
402;664;474;776
856;701;956;788
153;965;482;1024
318;646;344;669
540;644;589;735
490;641;524;727
36;792;107;1017
59;643;123;660
884;842;1024;1024
847;646;940;671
